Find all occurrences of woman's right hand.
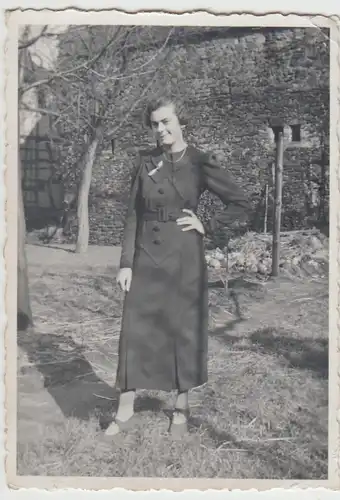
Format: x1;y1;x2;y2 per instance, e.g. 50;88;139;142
117;268;132;292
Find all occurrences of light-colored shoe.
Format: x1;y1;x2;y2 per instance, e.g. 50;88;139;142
169;408;190;439
104;413;139;436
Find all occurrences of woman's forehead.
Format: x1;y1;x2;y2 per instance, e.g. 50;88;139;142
150;104;177;122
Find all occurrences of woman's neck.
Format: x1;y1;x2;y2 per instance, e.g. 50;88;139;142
163;140;187;154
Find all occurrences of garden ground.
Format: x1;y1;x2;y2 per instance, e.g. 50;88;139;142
17;243;328;479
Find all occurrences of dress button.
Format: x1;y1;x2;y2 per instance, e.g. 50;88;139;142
153;239;161;245
158;188;164;194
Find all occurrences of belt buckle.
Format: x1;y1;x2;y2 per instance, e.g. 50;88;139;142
157;206;168;222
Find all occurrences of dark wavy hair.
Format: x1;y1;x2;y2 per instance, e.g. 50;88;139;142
144;94;188;128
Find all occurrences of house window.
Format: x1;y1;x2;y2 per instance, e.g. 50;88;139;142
291;124;301;142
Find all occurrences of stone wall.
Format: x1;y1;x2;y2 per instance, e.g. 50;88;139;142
65;27;330;246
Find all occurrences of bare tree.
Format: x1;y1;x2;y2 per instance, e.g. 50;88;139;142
20;25;174;252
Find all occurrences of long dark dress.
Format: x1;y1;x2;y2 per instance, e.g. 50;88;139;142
116;145;250;391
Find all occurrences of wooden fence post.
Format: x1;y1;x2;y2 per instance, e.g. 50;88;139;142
272;131;284;277
264;183;269;234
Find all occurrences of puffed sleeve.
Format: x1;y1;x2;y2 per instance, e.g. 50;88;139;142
119;154;142;269
201;152;251;236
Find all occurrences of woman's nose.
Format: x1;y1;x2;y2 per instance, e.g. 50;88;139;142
157;122;165;133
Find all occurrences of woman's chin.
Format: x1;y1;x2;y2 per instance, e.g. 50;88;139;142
159;138;173;147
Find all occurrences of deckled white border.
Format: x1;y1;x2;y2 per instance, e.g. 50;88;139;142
1;1;340;499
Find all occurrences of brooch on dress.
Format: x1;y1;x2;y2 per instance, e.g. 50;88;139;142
148;160;163;177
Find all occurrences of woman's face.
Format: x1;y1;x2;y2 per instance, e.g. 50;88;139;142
150;103;183;147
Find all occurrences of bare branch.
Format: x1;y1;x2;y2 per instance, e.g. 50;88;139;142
89;28;174;82
84;26;126;70
129;28;174;74
77;30;91;53
41;82;82;109
18;26;48;50
19;26;126;96
89;68;156;83
19;102;91;130
106;71;159;138
19;103;61;118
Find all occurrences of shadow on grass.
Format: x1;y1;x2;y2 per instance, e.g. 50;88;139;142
208;285;328;379
208;289;246;340
249;327;329;379
209;317;328;379
188;415;327;479
18;330;116;421
18;330;165;426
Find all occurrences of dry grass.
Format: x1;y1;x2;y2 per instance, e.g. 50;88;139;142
17;244;328;479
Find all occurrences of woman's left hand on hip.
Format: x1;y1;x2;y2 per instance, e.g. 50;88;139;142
176;209;205;235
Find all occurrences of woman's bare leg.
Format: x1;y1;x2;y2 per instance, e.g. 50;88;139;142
173;390;189;424
116;389;135;421
105;389;135;436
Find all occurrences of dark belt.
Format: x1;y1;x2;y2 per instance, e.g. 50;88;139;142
142;207;187;223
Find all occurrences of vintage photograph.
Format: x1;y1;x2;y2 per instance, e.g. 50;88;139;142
12;17;331;483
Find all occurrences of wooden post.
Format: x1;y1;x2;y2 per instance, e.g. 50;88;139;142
271;161;275;232
271;161;275;188
264;183;268;234
271;131;284;277
224;238;229;292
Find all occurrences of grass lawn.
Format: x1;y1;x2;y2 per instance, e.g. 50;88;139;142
17;244;328;479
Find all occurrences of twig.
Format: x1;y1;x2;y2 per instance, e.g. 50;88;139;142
218;448;248;452
91;27;175;82
291;296;313;303
59;371;94;387
216;441;233;449
89;68;156;82
106;71;159;138
19;27;125;95
19;26;48;50
241;436;296;443
19;104;61;118
93;394;115;401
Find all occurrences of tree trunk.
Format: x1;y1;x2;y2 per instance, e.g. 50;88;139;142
17;156;33;330
75;131;101;253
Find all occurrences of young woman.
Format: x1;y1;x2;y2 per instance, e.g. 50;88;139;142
106;95;250;437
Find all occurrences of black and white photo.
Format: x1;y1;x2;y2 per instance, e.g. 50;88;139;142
4;10;339;491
